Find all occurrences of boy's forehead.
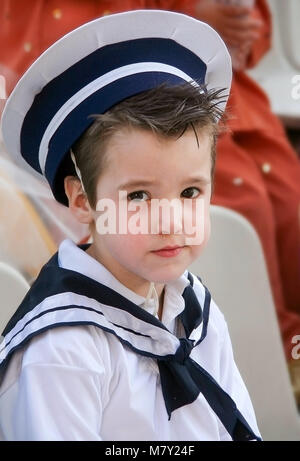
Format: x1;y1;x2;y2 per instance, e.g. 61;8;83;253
1;9;231;206
103;127;212;178
104;122;213;148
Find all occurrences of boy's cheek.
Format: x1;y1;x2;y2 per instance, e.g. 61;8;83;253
200;207;211;248
111;233;151;252
182;198;210;247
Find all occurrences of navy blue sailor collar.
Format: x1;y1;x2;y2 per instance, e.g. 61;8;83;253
0;245;260;441
0;243;206;367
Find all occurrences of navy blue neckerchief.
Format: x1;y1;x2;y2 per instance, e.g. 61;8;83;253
0;246;260;441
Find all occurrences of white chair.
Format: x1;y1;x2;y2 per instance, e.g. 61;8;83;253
188;205;300;441
0;262;30;334
247;0;300;127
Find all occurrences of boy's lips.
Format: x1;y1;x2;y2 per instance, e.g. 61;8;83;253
151;245;185;258
156;245;182;251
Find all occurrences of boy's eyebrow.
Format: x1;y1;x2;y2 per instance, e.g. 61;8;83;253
118;176;211;190
118;179;158;189
182;176;211;185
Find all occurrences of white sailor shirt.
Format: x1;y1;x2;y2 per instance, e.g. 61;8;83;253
0;239;260;441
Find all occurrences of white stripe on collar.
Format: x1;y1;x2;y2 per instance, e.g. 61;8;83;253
0;291;180;365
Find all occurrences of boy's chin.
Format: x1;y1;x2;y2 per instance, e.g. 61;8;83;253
147;267;188;284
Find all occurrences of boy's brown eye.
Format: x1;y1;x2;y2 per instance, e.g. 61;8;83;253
127;191;149;202
181;187;201;198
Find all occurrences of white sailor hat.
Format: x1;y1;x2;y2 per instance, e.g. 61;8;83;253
1;9;231;205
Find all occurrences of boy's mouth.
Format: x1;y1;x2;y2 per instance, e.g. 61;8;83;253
156;245;182;251
151;245;185;258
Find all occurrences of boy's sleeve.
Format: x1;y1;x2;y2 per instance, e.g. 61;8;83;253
1;326;106;441
217;319;261;441
11;363;103;441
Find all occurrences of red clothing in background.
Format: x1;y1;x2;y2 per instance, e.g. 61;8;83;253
0;0;146;92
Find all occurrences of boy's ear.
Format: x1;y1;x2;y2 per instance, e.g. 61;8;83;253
64;176;93;224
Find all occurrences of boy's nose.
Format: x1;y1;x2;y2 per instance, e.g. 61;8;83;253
160;213;183;235
151;200;184;236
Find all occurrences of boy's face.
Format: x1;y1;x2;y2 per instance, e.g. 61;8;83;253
87;126;212;290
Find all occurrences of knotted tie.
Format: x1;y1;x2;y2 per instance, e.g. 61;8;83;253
156;275;260;441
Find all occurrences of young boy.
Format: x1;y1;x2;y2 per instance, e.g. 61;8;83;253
0;10;260;441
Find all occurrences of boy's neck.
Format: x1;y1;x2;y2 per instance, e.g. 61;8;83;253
85;243;165;311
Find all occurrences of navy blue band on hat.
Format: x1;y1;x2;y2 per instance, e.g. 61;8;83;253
20;37;206;203
46;71;188;203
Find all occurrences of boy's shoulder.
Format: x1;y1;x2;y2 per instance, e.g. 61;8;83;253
0;323;113;393
21;324;111;372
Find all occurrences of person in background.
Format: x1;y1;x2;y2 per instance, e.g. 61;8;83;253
0;0;146;95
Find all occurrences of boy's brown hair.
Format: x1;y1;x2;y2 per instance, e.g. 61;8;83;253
71;83;227;209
